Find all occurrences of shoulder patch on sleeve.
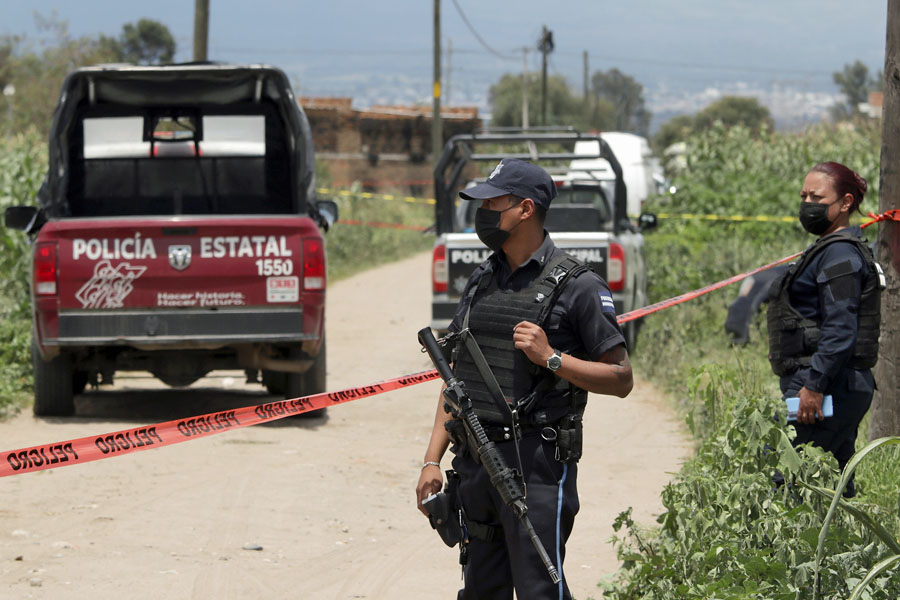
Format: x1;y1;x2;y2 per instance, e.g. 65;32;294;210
598;291;616;313
823;259;854;281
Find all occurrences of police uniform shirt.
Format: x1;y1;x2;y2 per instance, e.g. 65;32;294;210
783;225;868;394
448;232;626;362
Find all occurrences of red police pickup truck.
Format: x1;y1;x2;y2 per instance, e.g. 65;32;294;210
4;64;337;416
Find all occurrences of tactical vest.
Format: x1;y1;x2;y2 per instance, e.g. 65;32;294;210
767;229;883;376
452;252;589;426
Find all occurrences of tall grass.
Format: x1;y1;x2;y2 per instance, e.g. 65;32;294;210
321;186;434;281
0;130;45;416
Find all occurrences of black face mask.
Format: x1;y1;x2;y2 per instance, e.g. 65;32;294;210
798;201;835;235
475;204;520;252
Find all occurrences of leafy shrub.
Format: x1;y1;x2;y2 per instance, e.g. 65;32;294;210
0;131;46;415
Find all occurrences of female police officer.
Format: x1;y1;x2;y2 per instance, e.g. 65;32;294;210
767;161;883;497
415;158;632;599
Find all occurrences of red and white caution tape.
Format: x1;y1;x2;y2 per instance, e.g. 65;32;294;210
1;370;440;478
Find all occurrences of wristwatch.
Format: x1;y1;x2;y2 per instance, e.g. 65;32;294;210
546;349;562;372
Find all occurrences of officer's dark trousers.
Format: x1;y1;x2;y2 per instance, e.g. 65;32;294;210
783;368;875;498
452;433;579;600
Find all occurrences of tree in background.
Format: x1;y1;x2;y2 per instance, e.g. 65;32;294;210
590;68;651;136
1;16;120;136
652;114;694;153
693;96;774;132
489;72;614;131
832;60;880;118
101;18;176;65
0;16;177;136
652;96;773;156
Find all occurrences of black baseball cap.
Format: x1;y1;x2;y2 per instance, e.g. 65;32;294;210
459;158;557;209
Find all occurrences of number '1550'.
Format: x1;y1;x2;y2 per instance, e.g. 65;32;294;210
255;259;294;276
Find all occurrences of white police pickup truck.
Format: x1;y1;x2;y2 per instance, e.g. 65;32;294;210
429;131;656;351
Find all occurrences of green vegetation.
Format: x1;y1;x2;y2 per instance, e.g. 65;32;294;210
1;15;176;137
654;96;774;154
0;131;44;416
489;73;615;132
320;185;434;281
602;121;899;598
832;59;883;120
488;66;650;134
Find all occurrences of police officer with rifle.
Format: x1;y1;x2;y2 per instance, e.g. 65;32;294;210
415;159;633;599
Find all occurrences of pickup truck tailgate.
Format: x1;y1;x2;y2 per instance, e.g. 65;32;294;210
39;216;324;344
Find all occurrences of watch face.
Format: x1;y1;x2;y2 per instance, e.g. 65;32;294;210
548;353;562;371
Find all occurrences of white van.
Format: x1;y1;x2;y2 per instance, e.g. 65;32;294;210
570;133;662;218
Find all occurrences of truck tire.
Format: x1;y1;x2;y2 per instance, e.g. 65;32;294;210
262;370;286;396
284;340;327;418
32;339;76;417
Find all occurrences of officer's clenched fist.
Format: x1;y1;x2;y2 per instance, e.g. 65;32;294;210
512;321;553;366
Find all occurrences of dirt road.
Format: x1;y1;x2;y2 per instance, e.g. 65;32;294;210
0;252;690;599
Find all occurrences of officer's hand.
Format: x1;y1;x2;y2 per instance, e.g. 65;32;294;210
797;386;825;425
416;465;443;517
513;321;553;366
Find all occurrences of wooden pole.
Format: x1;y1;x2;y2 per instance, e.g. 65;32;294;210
540;26;549;126
432;0;442;167
869;0;900;439
522;48;529;129
193;0;210;62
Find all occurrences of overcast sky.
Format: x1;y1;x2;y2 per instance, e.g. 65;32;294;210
2;1;889;104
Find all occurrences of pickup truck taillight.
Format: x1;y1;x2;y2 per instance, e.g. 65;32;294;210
302;237;326;290
607;242;625;292
433;244;448;293
34;242;58;296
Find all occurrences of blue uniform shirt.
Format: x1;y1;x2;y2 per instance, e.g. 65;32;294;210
448;233;626;361
784;225;868;394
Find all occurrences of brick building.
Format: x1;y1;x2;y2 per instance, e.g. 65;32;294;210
300;97;481;197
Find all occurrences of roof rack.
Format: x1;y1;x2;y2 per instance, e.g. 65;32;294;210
432;131;626;235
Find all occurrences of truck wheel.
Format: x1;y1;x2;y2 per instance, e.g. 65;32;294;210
262;370;286;395
32;339;76;417
73;371;89;395
285;340;327;418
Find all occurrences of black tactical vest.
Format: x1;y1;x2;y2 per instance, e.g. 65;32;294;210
767;229;883;376
452;252;589;425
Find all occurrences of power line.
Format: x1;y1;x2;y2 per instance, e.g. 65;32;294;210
448;0;517;60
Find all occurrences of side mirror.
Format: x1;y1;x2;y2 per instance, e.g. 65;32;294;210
4;206;41;231
314;200;339;232
638;212;658;232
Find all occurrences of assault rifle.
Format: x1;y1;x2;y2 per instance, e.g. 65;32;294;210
418;327;561;584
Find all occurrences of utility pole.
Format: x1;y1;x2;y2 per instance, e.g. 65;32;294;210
432;0;442;166
583;51;589;98
193;0;210;61
446;37;452;107
521;48;529;129
870;0;900;439
538;26;553;126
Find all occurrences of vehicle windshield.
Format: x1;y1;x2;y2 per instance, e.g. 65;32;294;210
69;108;292;217
455;181;613;233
